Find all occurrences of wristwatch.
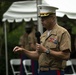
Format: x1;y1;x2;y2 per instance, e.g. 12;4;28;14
45;49;50;54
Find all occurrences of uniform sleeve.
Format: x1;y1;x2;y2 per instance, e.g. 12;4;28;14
59;31;71;52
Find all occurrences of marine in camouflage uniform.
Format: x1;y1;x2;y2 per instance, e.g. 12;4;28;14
19;29;37;51
19;20;37;75
19;20;37;51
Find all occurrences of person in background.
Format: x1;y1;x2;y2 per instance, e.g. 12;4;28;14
13;5;71;75
19;19;37;75
19;19;37;51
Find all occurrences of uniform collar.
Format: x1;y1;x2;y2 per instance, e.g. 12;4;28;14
49;24;59;35
41;24;59;38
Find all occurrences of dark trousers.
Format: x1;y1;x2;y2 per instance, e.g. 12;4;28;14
31;60;39;75
20;54;29;75
39;70;64;75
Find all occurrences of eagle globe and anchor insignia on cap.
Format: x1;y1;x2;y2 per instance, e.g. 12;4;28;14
38;5;58;17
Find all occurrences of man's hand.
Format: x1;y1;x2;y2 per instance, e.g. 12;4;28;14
13;46;24;52
36;43;47;53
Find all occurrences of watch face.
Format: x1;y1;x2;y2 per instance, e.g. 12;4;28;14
46;49;50;54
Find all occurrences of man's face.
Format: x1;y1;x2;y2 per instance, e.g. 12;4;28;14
25;27;32;34
41;15;53;29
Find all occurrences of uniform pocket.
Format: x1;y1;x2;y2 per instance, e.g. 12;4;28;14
45;37;58;49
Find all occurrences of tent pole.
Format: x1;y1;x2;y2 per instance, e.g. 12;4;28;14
36;0;43;34
4;22;8;75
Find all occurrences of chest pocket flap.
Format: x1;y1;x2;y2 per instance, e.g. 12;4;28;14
43;35;59;49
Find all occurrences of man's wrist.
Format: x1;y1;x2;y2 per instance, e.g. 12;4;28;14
22;48;25;52
45;49;50;54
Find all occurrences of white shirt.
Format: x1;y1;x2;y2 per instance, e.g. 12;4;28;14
47;30;51;37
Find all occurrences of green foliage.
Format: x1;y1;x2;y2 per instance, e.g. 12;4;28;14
0;23;25;75
0;26;3;35
7;23;25;58
72;26;76;34
0;2;12;19
7;23;25;75
58;18;76;35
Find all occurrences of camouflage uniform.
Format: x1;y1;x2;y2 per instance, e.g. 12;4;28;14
19;30;37;51
19;29;38;75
